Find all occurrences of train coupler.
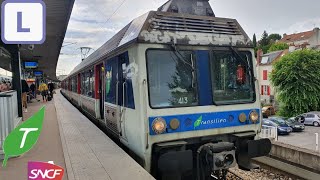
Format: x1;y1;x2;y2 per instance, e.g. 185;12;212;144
197;142;236;180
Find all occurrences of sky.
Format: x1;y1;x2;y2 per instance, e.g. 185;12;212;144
55;0;320;76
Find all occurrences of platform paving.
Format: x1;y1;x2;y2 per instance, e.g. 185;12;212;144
54;91;155;180
0;91;154;180
0;95;67;180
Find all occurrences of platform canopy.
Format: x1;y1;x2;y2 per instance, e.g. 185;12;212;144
0;0;75;81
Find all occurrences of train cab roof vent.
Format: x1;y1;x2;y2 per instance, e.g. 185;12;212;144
149;12;242;35
158;0;215;17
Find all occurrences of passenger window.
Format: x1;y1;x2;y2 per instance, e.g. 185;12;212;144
85;71;90;96
82;73;86;95
89;69;95;98
120;52;135;109
105;58;118;104
105;52;135;109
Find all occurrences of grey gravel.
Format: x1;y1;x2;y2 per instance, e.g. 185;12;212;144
227;167;298;180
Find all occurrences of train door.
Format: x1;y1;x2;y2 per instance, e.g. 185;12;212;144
117;52;135;141
105;58;121;136
95;63;104;119
118;54;127;140
105;52;134;140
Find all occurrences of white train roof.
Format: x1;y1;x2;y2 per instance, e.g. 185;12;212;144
68;10;252;77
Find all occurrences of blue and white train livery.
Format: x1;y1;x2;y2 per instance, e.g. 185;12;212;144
61;1;271;179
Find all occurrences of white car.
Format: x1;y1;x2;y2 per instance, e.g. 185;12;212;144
299;112;320;127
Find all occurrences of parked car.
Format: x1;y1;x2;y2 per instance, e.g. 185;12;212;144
285;117;305;132
262;118;292;135
298;112;320;127
269;117;293;134
262;106;276;117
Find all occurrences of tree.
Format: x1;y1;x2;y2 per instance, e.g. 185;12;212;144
259;31;269;46
253;34;257;48
268;42;289;52
268;33;282;42
270;49;320;117
258;31;272;53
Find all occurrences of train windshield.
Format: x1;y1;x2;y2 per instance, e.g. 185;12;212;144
146;49;255;108
147;50;198;108
210;50;255;104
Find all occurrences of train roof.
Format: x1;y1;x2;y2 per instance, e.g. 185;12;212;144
68;10;252;77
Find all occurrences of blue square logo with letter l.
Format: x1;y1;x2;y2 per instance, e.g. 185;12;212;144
1;0;46;44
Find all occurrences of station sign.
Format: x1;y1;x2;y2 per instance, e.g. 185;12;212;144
34;71;43;76
24;62;38;69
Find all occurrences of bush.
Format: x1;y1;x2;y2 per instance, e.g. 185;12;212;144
268;42;289;53
270;49;320;117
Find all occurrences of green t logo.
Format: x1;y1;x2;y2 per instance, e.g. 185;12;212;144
2;107;45;167
194;115;202;129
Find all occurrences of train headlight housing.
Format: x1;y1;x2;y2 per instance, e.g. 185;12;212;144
152;117;167;134
239;113;247;123
169;118;180;130
249;110;259;123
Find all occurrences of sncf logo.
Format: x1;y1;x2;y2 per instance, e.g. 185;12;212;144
28;161;64;180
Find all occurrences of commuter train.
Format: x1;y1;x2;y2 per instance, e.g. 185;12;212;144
61;0;271;179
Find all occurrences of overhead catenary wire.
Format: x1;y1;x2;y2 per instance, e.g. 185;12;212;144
83;0;123;32
104;0;127;25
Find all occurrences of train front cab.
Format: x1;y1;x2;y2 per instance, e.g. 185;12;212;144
138;44;272;180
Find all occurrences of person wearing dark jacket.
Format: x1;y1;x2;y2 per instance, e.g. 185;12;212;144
21;79;29;112
30;83;36;98
48;82;54;99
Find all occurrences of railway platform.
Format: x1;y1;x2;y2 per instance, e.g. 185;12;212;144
0;91;154;180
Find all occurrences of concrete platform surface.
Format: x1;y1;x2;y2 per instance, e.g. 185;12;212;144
55;91;155;180
0;95;67;180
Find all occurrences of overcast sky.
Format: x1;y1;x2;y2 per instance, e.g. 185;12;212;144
55;0;320;75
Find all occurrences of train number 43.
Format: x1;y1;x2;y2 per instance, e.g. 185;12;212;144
178;97;188;104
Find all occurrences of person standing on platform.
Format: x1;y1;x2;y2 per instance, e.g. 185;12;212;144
48;81;54;99
30;82;36;99
21;79;29;112
38;81;48;102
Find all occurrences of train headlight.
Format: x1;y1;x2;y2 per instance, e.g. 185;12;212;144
152;117;167;134
239;113;247;123
169;118;180;130
249;110;259;123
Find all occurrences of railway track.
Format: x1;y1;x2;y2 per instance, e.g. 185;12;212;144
253;156;320;180
226;165;297;180
227;168;245;180
222;153;319;180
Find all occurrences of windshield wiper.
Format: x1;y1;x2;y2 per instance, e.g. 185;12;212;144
229;46;252;71
170;44;195;71
169;43;196;88
229;46;254;85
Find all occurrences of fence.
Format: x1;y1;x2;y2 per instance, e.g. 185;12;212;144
260;125;278;141
0;91;21;158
